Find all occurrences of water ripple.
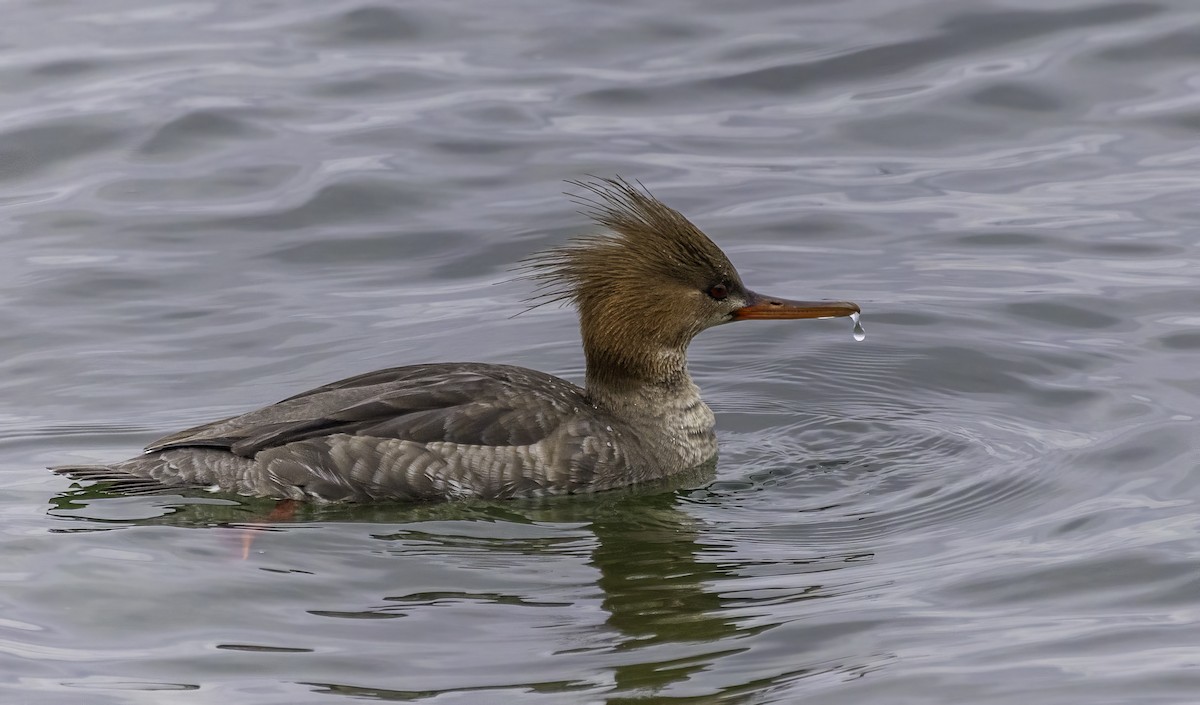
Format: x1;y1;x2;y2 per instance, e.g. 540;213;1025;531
2;0;1199;703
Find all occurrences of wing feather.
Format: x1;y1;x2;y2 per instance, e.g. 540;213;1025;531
144;363;587;457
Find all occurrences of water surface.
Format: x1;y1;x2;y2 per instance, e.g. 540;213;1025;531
2;0;1198;703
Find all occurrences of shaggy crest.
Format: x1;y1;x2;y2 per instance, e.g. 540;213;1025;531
520;177;740;311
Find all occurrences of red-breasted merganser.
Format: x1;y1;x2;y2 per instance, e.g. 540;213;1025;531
54;178;861;502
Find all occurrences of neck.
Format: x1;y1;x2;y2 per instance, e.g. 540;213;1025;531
583;343;717;470
583;345;691;409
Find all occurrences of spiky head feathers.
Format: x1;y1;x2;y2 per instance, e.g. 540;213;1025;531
522;178;749;386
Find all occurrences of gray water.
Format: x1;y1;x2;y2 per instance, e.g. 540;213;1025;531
2;0;1198;703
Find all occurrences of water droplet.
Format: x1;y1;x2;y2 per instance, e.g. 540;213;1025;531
850;312;865;342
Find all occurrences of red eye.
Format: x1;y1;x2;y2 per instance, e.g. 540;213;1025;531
708;283;729;300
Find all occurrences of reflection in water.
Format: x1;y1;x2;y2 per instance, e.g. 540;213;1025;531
589;490;742;695
48;462;875;701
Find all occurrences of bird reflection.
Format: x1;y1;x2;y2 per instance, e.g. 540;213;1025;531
49;460;870;701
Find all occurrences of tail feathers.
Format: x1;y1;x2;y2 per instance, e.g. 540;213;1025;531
51;464;176;495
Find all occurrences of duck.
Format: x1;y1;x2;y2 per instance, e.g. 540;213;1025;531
53;178;861;502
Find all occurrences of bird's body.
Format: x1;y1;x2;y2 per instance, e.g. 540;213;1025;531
54;179;859;502
63;363;715;502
